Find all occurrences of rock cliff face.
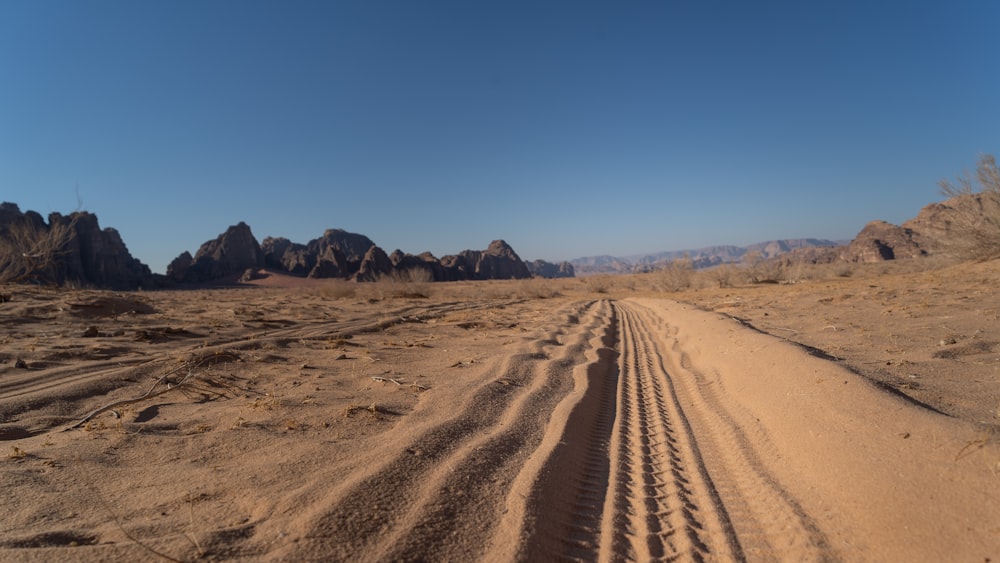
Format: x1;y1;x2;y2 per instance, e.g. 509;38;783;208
445;240;532;280
56;212;153;288
839;220;926;263
0;203;152;289
261;229;376;279
389;250;445;282
168;222;264;283
261;237;313;276
356;245;394;282
185;225;539;283
526;259;576;278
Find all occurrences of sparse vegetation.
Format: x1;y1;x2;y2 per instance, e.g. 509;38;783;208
0;214;78;285
937;153;1000;260
743;251;785;284
654;256;694;291
518;278;563;299
583;275;612;294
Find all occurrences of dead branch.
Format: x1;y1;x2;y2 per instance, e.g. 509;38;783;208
371;375;428;391
65;364;196;431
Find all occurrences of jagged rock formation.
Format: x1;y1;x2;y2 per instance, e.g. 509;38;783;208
390;250;444;282
168;222;264;283
261;229;376;279
439;240;532;281
184;225;538;283
0;203;152;289
839;220;926;262
261;237;312;276
526;259;575;278
356;245;394;282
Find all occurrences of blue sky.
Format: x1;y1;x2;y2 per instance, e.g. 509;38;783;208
2;1;998;274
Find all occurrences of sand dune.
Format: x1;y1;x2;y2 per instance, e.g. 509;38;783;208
1;273;998;561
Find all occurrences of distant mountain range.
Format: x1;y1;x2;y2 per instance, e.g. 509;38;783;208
0;193;980;289
570;239;848;275
0;202;574;288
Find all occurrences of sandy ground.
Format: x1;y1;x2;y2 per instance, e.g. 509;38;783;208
1;264;998;561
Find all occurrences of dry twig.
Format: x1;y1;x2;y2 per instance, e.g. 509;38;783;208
65;364;195;430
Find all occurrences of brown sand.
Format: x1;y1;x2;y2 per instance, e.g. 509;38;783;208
1;265;998;561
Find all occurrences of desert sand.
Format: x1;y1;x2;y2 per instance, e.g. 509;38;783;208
1;262;998;561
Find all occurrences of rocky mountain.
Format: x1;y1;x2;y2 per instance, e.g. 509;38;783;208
9;188;986;289
572;239;844;275
0;202;153;289
526;259;575;279
260;229;377;279
573;193;994;275
839;221;926;262
170;223;542;284
445;240;532;281
167;222;264;283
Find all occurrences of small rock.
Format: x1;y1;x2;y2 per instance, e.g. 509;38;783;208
939;337;957;346
14;358;28;369
82;326;100;338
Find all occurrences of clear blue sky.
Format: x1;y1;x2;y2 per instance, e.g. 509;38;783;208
2;1;998;274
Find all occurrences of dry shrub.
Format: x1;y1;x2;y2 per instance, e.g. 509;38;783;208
707;264;741;288
937;154;1000;261
308;281;357;300
517;278;562;299
743;251;785;284
0;214;77;285
361;269;436;301
654;257;694;292
583;275;613;294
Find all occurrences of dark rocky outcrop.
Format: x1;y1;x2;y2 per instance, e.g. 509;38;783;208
307;229;376;274
840;220;926;263
526;259;575;278
166;251;194;282
257;230;534;283
356;246;394;282
448;240;531;280
0;202;153;289
169;222;264;283
308;245;349;279
389;250;444;282
259;229;376;280
261;237;313;276
53;212;153;289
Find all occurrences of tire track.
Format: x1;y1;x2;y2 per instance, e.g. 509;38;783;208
639;305;832;561
598;302;742;562
0;300;503;421
510;300;832;561
282;300;614;561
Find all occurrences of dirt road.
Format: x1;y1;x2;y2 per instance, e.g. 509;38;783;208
496;299;998;561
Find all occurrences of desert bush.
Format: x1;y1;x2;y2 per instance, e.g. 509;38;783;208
517;278;562;299
707;264;740;288
583;275;613;294
364;269;436;300
654;256;693;292
743;251;785;284
937;153;1000;260
314;280;357;300
0;214;77;285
